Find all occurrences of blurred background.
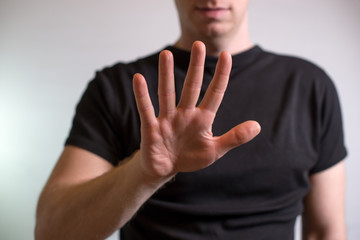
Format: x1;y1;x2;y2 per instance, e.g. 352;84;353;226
1;0;359;239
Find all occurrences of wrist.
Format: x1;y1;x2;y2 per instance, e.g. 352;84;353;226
127;150;175;189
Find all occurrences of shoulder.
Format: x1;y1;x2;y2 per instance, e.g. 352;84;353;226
259;48;330;79
76;48;163;115
257;47;335;92
97;49;162;83
80;48;163;104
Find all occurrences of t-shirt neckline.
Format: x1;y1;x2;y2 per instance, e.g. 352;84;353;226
165;44;263;70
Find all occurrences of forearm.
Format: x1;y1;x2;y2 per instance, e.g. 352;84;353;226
35;151;173;240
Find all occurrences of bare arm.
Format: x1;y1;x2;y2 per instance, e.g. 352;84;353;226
35;146;169;240
35;41;261;239
302;160;347;240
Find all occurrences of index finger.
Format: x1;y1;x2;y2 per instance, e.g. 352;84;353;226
133;73;157;129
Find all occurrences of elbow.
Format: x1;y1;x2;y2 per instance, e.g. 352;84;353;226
35;195;63;240
35;216;54;240
302;225;347;240
34;221;48;240
35;209;58;240
35;210;68;240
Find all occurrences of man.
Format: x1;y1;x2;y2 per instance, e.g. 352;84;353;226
35;0;347;239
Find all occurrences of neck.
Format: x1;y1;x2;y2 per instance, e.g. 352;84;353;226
174;15;253;56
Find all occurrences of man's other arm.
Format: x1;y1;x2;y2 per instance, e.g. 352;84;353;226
302;160;347;240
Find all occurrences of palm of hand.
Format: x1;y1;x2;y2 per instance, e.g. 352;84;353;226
142;108;218;176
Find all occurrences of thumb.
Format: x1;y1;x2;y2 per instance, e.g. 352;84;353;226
216;120;261;158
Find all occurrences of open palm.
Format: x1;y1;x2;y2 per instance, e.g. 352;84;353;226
133;41;260;178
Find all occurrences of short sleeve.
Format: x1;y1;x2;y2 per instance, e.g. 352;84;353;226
310;75;347;174
65;69;136;166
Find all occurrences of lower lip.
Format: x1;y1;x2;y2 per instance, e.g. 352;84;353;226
196;8;229;19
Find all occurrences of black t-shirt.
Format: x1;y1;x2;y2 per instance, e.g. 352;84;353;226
65;45;347;239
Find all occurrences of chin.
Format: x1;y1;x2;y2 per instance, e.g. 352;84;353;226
200;25;232;38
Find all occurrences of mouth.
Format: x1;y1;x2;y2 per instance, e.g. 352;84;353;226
195;6;230;19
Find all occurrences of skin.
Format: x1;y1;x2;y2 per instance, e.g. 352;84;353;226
174;0;253;56
302;161;347;240
35;0;347;239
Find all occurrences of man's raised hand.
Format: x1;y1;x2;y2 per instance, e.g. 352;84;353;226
133;41;260;179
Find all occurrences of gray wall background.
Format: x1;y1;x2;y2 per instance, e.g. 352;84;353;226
1;0;359;239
